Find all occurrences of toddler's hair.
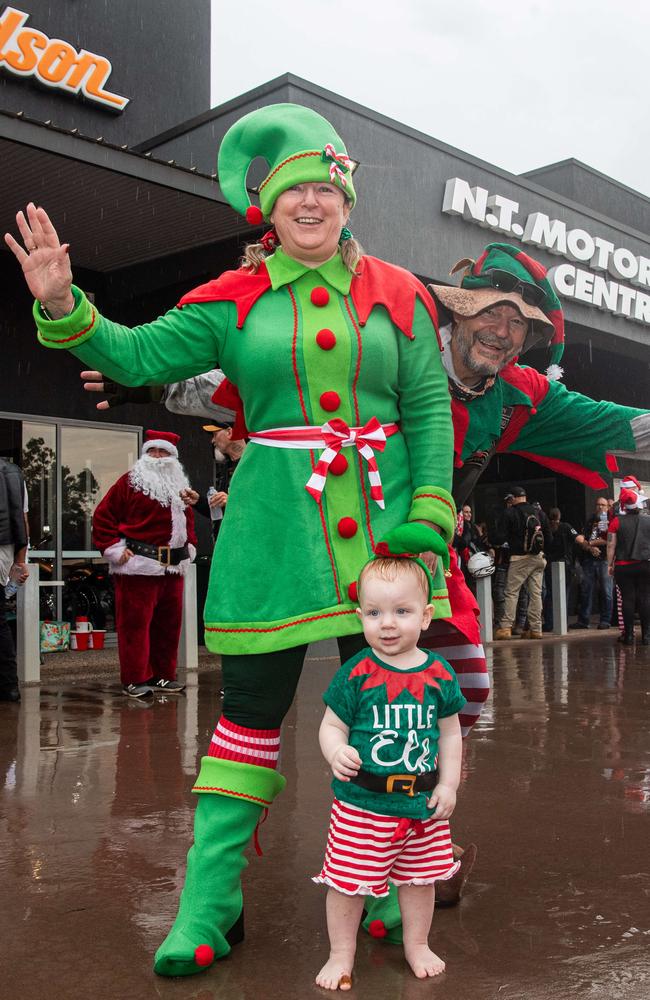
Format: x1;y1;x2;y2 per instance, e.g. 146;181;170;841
358;557;429;602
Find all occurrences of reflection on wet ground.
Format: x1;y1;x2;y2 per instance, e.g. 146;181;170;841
2;636;649;999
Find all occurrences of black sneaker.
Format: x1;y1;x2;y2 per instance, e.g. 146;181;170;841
122;683;153;699
148;677;186;694
569;622;589;630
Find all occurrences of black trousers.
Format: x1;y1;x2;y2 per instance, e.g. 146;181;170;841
0;591;18;693
221;633;367;729
614;563;650;636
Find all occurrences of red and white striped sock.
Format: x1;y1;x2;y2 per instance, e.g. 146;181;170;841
207;715;281;770
420;623;490;738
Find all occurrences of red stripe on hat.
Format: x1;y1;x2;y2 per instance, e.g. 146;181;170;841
473;250;488;276
606;453;619;472
547;308;564;344
515;251;547;281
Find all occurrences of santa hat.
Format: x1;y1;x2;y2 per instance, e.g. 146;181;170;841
142;429;180;459
619;486;646;511
620;474;647;506
217;103;357;224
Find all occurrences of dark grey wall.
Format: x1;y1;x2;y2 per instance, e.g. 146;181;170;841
525;160;650;237
0;0;211;146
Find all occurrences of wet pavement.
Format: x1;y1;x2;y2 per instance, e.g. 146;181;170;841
2;633;650;1000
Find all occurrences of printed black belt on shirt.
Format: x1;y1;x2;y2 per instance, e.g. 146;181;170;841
123;538;189;566
351;768;438;798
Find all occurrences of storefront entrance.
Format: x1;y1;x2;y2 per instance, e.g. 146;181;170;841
0;413;140;631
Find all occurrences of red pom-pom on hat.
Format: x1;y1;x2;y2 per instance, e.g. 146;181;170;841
245;205;264;225
368;919;387;939
194;944;214;967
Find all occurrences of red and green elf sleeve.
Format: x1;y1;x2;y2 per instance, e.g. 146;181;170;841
500;375;647;489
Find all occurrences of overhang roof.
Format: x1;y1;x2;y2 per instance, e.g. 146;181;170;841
0;109;248;272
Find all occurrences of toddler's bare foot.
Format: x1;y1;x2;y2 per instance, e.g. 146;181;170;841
404;943;446;978
316;951;354;991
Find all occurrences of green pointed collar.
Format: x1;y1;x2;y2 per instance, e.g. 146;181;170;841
266;246;352;295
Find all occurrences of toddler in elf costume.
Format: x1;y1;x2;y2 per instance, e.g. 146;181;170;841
313;524;465;989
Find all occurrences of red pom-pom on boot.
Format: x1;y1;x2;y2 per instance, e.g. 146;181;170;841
194;944;214;968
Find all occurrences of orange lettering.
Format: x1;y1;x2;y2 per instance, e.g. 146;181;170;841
65;51;128;109
0;8;128;111
3;27;47;73
0;7;27;59
38;40;77;84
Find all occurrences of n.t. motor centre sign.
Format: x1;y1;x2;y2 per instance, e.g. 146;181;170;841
442;177;650;326
0;6;128;111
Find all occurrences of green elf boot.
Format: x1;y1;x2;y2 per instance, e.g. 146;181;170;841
362;843;478;944
154;756;285;977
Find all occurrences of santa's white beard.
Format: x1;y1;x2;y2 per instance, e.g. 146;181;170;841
129;455;190;506
213;447;227;463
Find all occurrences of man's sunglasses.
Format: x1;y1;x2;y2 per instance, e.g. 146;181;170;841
480;268;546;308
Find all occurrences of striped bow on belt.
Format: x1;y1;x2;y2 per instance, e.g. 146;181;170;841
249;417;399;509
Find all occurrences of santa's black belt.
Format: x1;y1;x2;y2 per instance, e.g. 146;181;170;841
350;768;438;797
123;538;189;566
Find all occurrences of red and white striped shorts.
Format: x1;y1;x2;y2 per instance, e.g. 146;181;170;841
312;799;459;897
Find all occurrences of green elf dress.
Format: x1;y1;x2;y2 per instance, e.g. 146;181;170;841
34;247;455;643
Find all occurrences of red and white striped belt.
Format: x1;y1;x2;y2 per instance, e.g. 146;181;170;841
249;417;399;509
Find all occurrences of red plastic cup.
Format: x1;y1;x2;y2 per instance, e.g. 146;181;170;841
72;631;90;651
90;630;106;650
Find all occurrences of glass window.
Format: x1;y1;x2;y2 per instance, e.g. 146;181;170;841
22;421;56;552
60;426;139;554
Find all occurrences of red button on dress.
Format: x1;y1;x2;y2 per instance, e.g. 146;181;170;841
311;287;330;307
347;581;358;602
329;453;348;476
338;517;358;538
320;391;340;412
316;328;336;350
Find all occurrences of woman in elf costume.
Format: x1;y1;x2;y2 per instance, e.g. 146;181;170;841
6;104;460;977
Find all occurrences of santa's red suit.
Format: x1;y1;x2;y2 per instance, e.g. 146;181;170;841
92;431;197;688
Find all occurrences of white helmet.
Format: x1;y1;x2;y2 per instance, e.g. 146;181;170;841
467;551;495;578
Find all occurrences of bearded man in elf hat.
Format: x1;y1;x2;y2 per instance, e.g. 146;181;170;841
92;430;197;698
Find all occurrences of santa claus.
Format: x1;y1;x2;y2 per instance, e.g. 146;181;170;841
92;430;197;698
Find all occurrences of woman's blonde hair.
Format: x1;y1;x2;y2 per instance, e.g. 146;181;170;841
241;229;363;274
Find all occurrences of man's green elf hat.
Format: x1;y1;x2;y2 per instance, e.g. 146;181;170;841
368;522;450;603
217;103;357;224
429;242;565;373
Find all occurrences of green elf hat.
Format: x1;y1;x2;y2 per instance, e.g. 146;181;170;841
430;242;565;379
217;103;357;224
371;522;450;603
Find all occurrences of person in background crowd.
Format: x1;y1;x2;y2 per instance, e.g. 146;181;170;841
453;503;488;587
0;458;29;703
92;431;196;699
493;486;551;640
181;422;246;542
607;483;650;645
492;492;529;633
571;498;613;630
542;507;578;632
